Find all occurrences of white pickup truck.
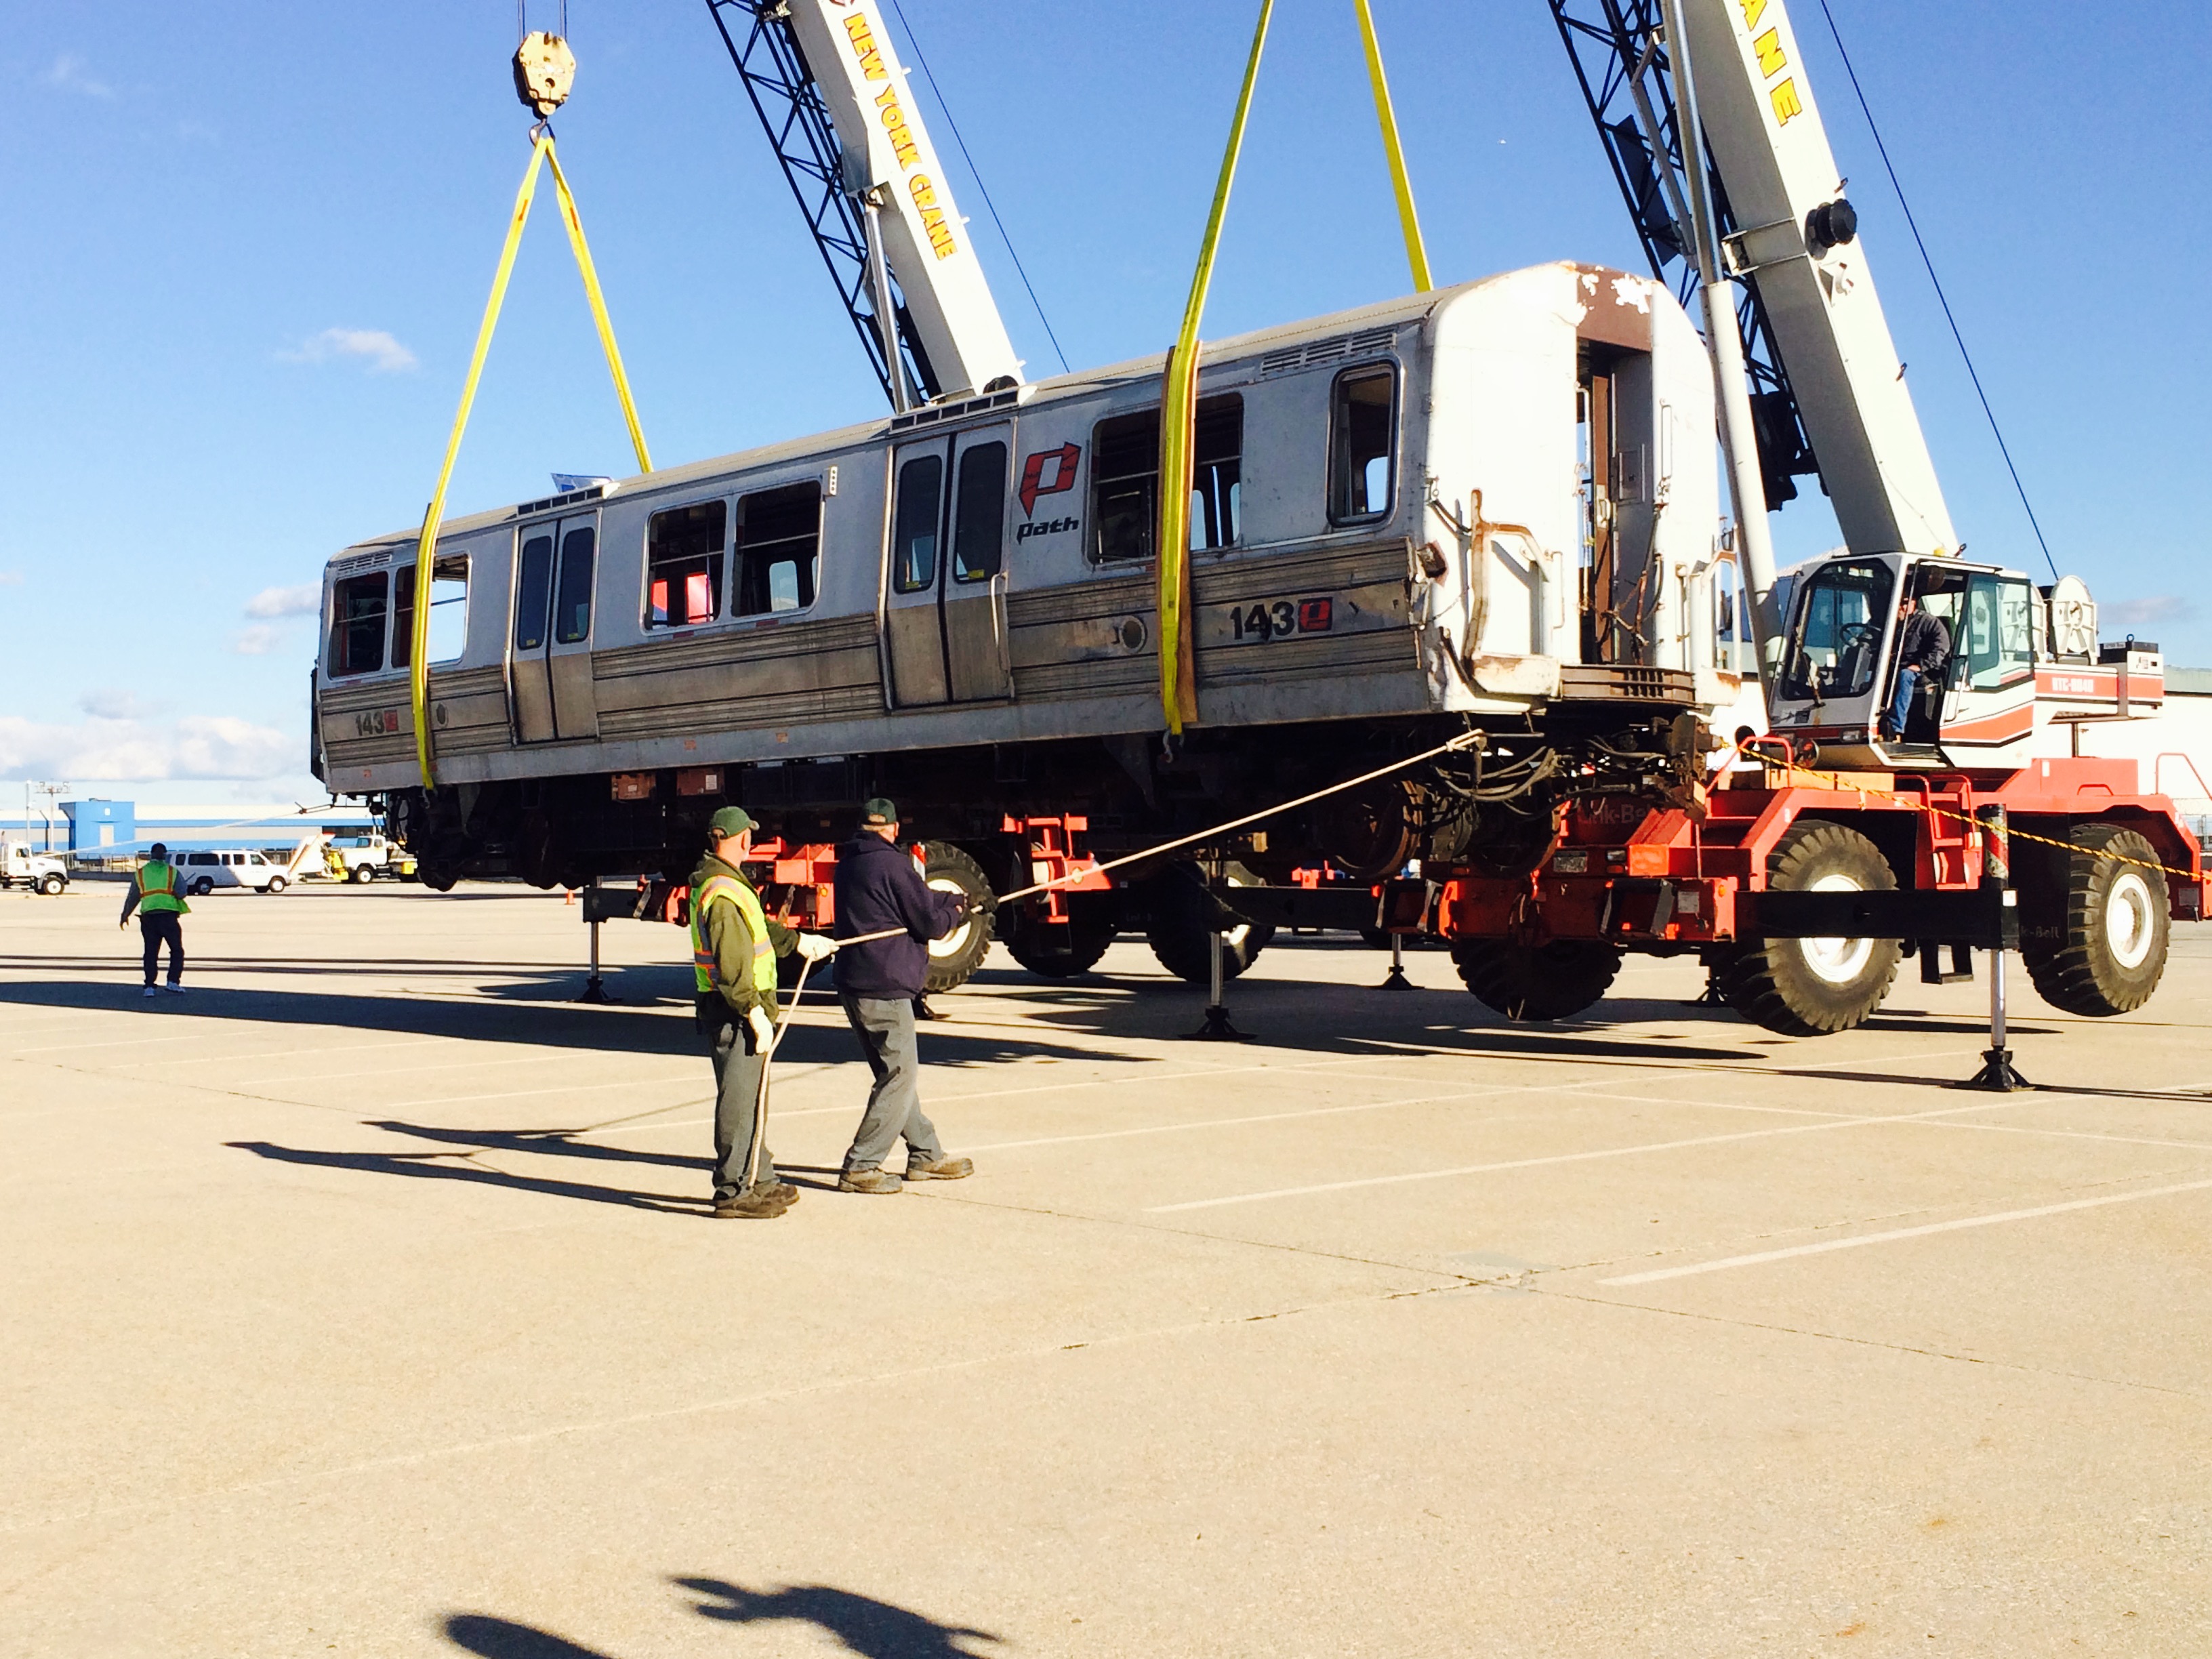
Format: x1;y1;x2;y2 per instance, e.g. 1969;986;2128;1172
324;833;415;884
1;842;69;895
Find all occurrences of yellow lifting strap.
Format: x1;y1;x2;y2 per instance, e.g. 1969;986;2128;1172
407;131;653;791
1353;0;1432;293
1154;1;1432;735
1156;0;1273;736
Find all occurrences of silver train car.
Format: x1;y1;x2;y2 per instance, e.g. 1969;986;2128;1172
311;262;1742;912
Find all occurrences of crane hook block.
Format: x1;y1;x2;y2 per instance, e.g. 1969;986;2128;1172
513;32;575;117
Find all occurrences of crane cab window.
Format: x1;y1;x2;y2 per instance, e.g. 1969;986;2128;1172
734;482;822;615
1961;573;2034;690
1090;394;1243;564
1777;560;1895;701
1329;365;1396;524
892;453;943;594
390;554;469;669
646;502;724;628
327;571;389;677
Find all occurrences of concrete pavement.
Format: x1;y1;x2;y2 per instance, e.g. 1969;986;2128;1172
4;880;2209;1656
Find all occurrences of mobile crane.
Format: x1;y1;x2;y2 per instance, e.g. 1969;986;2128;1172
1421;0;2203;1032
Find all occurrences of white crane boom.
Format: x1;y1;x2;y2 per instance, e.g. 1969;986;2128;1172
781;0;1022;401
1676;0;1957;560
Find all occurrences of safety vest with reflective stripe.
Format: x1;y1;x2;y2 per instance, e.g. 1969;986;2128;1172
691;873;777;997
136;861;188;915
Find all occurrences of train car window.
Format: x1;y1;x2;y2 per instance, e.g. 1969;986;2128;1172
893;453;943;593
1191;398;1242;550
327;571;388;677
554;527;596;644
734;482;822;615
1091;394;1244;564
1328;365;1397;523
390;554;469;669
645;501;725;629
515;534;554;651
951;441;1007;583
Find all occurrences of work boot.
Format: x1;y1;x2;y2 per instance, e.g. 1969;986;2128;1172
764;1179;800;1205
838;1168;904;1195
903;1155;973;1181
712;1187;791;1220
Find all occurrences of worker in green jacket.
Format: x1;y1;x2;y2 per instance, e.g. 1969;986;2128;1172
119;842;190;998
691;806;834;1219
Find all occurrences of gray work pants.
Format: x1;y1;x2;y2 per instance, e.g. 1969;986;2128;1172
139;914;184;985
838;992;944;1174
708;1018;779;1201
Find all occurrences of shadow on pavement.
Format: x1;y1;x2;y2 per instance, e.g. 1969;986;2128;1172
443;1580;1001;1659
678;1577;1001;1657
226;1140;703;1214
365;1119;708;1172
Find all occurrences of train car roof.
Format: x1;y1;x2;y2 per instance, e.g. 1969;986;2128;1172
335;262;1631;558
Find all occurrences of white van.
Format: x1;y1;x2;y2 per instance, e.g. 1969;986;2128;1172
177;850;291;895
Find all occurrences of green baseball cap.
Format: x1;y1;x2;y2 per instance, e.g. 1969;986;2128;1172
707;806;757;840
861;798;898;826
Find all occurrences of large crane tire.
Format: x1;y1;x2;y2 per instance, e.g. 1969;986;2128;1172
918;842;996;994
1715;820;1901;1036
1450;939;1621;1021
2021;823;2169;1016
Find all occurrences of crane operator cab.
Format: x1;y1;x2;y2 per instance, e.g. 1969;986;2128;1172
1768;552;2041;767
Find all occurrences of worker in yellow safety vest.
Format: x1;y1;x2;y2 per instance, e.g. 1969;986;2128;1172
691;806;834;1218
119;842;191;998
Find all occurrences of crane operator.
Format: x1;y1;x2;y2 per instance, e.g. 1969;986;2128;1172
1881;594;1951;743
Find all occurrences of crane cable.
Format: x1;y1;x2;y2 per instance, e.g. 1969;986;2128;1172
408;36;652;794
1157;1;1432;736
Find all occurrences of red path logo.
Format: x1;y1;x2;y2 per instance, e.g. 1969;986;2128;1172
1018;443;1080;517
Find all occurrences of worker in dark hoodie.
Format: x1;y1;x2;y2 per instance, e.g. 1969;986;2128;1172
830;798;978;1193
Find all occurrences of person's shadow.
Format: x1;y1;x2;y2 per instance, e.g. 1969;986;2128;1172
677;1578;1001;1658
441;1580;1000;1659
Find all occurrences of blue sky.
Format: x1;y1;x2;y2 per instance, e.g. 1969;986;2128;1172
1;1;2205;804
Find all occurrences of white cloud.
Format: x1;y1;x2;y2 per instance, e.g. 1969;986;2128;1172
229;625;287;656
245;583;321;619
2102;595;2195;631
281;327;417;374
0;714;295;783
42;53;115;99
79;689;161;720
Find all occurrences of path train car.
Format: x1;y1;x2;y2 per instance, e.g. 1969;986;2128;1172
311;262;1743;960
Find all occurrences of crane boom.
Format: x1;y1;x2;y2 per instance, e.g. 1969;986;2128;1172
779;0;1022;400
1556;0;1959;563
1675;0;1955;560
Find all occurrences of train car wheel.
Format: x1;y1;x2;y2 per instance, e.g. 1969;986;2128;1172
1004;895;1116;979
1144;862;1273;984
919;842;995;994
1450;939;1620;1020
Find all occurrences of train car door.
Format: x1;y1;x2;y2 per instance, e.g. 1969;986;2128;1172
883;424;1014;707
508;514;602;742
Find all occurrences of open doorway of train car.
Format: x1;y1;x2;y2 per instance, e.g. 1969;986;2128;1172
509;512;601;742
884;423;1015;705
